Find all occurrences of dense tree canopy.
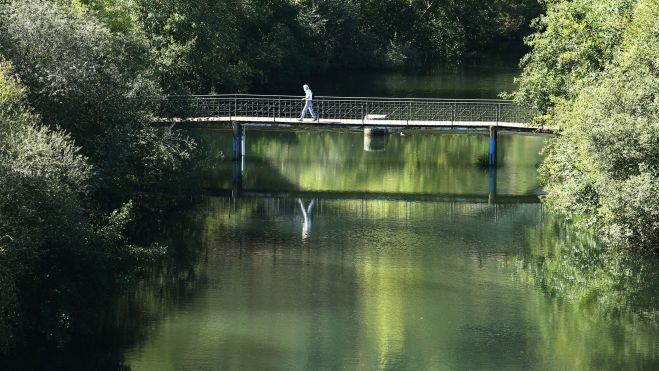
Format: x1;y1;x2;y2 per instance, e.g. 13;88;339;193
0;0;191;351
0;60;167;352
72;0;542;93
0;0;195;186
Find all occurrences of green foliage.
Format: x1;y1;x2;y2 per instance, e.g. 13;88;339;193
297;0;541;71
515;0;659;252
512;0;636;117
0;62;86;349
0;0;195;187
66;0;541;93
0;2;198;352
128;0;312;93
71;0;138;34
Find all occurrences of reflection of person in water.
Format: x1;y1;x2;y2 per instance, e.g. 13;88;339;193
298;198;316;240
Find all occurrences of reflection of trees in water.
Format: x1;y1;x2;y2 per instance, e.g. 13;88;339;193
519;218;659;318
119;197;656;370
0;263;18;353
0;193;209;370
192;129;546;195
10;192;657;370
515;218;659;370
103;193;211;365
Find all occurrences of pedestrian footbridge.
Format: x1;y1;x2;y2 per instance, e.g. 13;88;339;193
155;94;551;131
154;94;555;167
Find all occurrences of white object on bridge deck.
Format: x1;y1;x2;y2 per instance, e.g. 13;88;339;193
365;114;387;120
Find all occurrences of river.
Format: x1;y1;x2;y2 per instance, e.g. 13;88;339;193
114;126;657;370
9;61;659;370
122;61;659;370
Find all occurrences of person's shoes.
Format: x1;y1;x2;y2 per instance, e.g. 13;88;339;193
297;118;303;122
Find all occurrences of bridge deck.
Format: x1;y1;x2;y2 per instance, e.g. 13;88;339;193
158;116;555;132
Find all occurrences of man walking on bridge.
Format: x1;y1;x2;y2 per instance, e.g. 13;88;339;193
298;84;317;121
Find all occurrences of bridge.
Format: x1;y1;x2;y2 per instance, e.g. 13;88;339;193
155;94;554;166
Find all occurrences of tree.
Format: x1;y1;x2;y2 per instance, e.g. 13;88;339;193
514;0;659;253
0;0;195;188
0;2;193;351
128;0;312;93
512;0;636;119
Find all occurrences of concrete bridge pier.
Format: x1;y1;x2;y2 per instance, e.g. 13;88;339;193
232;122;246;161
488;126;498;167
364;128;388;152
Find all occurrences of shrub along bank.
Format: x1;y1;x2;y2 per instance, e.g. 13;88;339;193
511;0;659;253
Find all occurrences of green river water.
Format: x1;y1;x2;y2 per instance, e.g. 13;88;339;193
116;125;658;370
124;62;659;370
9;63;658;370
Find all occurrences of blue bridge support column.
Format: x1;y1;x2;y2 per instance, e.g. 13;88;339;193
488;167;497;205
232;160;243;198
231;122;245;198
232;122;246;161
488;126;498;167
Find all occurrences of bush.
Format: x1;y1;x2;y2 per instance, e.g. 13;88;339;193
519;0;659;253
0;0;195;188
0;60;164;353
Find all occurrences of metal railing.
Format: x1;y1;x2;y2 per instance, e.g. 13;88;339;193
154;94;534;125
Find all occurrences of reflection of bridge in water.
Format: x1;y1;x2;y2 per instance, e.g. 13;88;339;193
207;186;541;205
156;94;556;166
210;162;543;238
206;187;544;239
222;160;540;205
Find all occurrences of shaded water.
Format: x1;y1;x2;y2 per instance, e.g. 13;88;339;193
195;129;544;195
262;59;519;98
117;130;658;370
